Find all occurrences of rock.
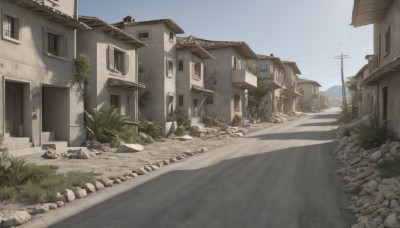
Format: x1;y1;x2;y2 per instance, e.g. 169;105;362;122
42;147;59;159
1;210;31;227
364;180;379;194
127;172;138;178
349;157;362;165
31;204;49;214
57;192;66;202
134;167;147;175
56;201;64;207
390;142;400;157
113;178;121;184
85;183;96;193
144;166;152;172
177;135;193;141
156;161;164;168
184;150;194;156
76;148;91;159
47;203;58;210
169;157;178;163
94;181;105;190
71;187;87;199
86;140;109;152
150;165;159;170
201;147;208;153
351;224;364;228
63;189;76;202
163;160;170;165
98;177;113;187
370;150;382;162
391;200;399;209
233;132;243;137
117;144;144;153
176;155;184;160
119;175;127;181
384;213;400;227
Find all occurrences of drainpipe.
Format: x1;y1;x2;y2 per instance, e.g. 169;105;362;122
74;0;78;58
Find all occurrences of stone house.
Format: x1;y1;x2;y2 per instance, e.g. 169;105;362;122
113;16;185;125
297;78;321;112
282;61;302;113
175;37;215;126
0;0;88;153
249;54;286;118
352;0;400;136
77;16;146;123
181;36;258;125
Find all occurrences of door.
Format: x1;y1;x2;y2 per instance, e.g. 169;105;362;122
5;82;23;136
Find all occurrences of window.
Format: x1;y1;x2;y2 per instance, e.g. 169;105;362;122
193;98;198;114
234;94;241;112
232;56;243;70
193;61;201;79
178;60;184;71
166;59;173;77
43;28;67;58
207;95;214;105
169;32;174;41
2;13;20;42
137;32;149;39
260;64;267;72
110;94;120;112
384;27;390;56
178;95;184;106
108;45;129;74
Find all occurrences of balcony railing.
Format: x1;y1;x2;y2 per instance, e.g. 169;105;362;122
368;55;379;72
232;69;257;89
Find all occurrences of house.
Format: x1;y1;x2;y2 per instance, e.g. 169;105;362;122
0;0;88;153
352;0;400;136
113;16;185;126
297;78;322;112
77;16;146;123
249;54;286;118
175;37;215;126
354;63;377;117
282;61;302;113
180;36;258;125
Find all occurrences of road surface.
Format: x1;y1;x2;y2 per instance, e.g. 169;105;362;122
25;108;355;228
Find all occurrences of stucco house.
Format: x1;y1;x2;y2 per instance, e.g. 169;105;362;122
249;54;286;117
297;78;321;112
352;0;400;136
282;61;302;113
113;16;185;125
77;16;146;123
0;0;88;153
175;37;215;126
179;36;258;125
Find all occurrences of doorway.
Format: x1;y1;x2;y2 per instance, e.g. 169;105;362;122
5;82;23;136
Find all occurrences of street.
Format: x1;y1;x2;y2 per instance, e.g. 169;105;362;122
25;108;355;228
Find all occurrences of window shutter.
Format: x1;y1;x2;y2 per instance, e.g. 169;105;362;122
108;45;114;70
123;53;130;74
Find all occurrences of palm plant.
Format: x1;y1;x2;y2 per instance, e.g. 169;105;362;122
248;77;271;120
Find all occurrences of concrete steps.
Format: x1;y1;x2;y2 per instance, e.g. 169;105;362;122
4;136;33;151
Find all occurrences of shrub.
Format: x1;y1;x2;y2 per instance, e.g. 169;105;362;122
355;114;392;149
168;109;190;127
232;115;242;127
174;127;186;136
0;157;29;187
203;116;218;127
343;127;352;137
0;187;17;202
377;158;400;178
64;171;97;188
138;121;165;140
20;180;46;204
336;110;354;124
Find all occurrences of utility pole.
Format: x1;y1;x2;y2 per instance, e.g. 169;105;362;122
335;53;349;114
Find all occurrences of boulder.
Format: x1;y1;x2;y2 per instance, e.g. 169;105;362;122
1;210;31;228
370;150;382;162
71;187;87;198
134;167;147;175
363;180;379;194
163;160;170;165
63;189;76;202
169;157;178;163
144;166;152;172
98;177;113;187
56;201;64;207
85;183;96;193
42;148;59;159
117;144;144;153
177;135;193;141
94;181;105;190
47;203;58;210
76;148;91;159
201;147;208;153
150;165;160;170
384;213;400;227
30;204;49;214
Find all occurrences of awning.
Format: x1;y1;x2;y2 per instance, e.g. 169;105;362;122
363;56;400;85
108;78;145;90
281;89;302;97
191;85;214;95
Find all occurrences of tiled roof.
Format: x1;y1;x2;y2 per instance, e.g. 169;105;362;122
297;78;321;87
113;18;184;34
283;61;302;75
180;36;258;60
177;38;214;59
258;54;286;70
8;0;89;30
79;16;146;48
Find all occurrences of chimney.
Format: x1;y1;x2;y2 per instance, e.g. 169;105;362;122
123;16;135;23
270;53;274;57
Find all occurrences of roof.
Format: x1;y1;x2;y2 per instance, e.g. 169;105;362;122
79;16;146;48
177;38;215;59
180;36;259;60
363;55;400;85
191;85;214;94
113;18;184;34
351;0;394;27
8;0;89;30
297;78;322;87
258;54;286;70
283;61;302;74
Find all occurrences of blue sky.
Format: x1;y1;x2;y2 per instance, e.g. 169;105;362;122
79;0;373;91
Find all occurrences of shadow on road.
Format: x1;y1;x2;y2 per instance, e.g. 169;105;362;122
298;122;336;127
49;141;354;228
247;130;333;141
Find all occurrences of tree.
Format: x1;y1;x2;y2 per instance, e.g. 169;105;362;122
248;77;271;121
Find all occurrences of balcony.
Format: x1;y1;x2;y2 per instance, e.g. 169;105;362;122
263;74;283;89
368;55;379;73
232;69;257;89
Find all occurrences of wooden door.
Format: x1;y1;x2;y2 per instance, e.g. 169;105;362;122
5;83;22;136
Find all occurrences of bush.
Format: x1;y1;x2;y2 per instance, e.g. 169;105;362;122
168;109;190;127
377;158;400;178
336;110;354;124
355;114;393;149
343;127;352;137
203;116;218;127
138;121;165;140
174;127;186;136
0;187;17;202
64;171;97;188
232;115;242;127
0;157;29;187
20;180;46;204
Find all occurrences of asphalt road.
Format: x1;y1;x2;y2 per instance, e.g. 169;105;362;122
25;108;355;228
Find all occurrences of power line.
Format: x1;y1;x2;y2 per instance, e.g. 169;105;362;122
335;53;349;113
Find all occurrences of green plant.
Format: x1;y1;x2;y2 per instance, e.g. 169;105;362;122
336;110;354;124
85;107;132;144
0;157;29;187
168;109;190;127
248;77;271;121
355;114;392;149
377;158;400;178
138;121;165;140
232;115;243;127
343;127;352;137
20;180;46;204
174;127;186;136
0;187;17;202
74;54;91;106
64;171;97;188
203;116;218;127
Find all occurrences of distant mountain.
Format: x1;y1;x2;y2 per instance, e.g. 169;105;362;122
323;85;350;107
